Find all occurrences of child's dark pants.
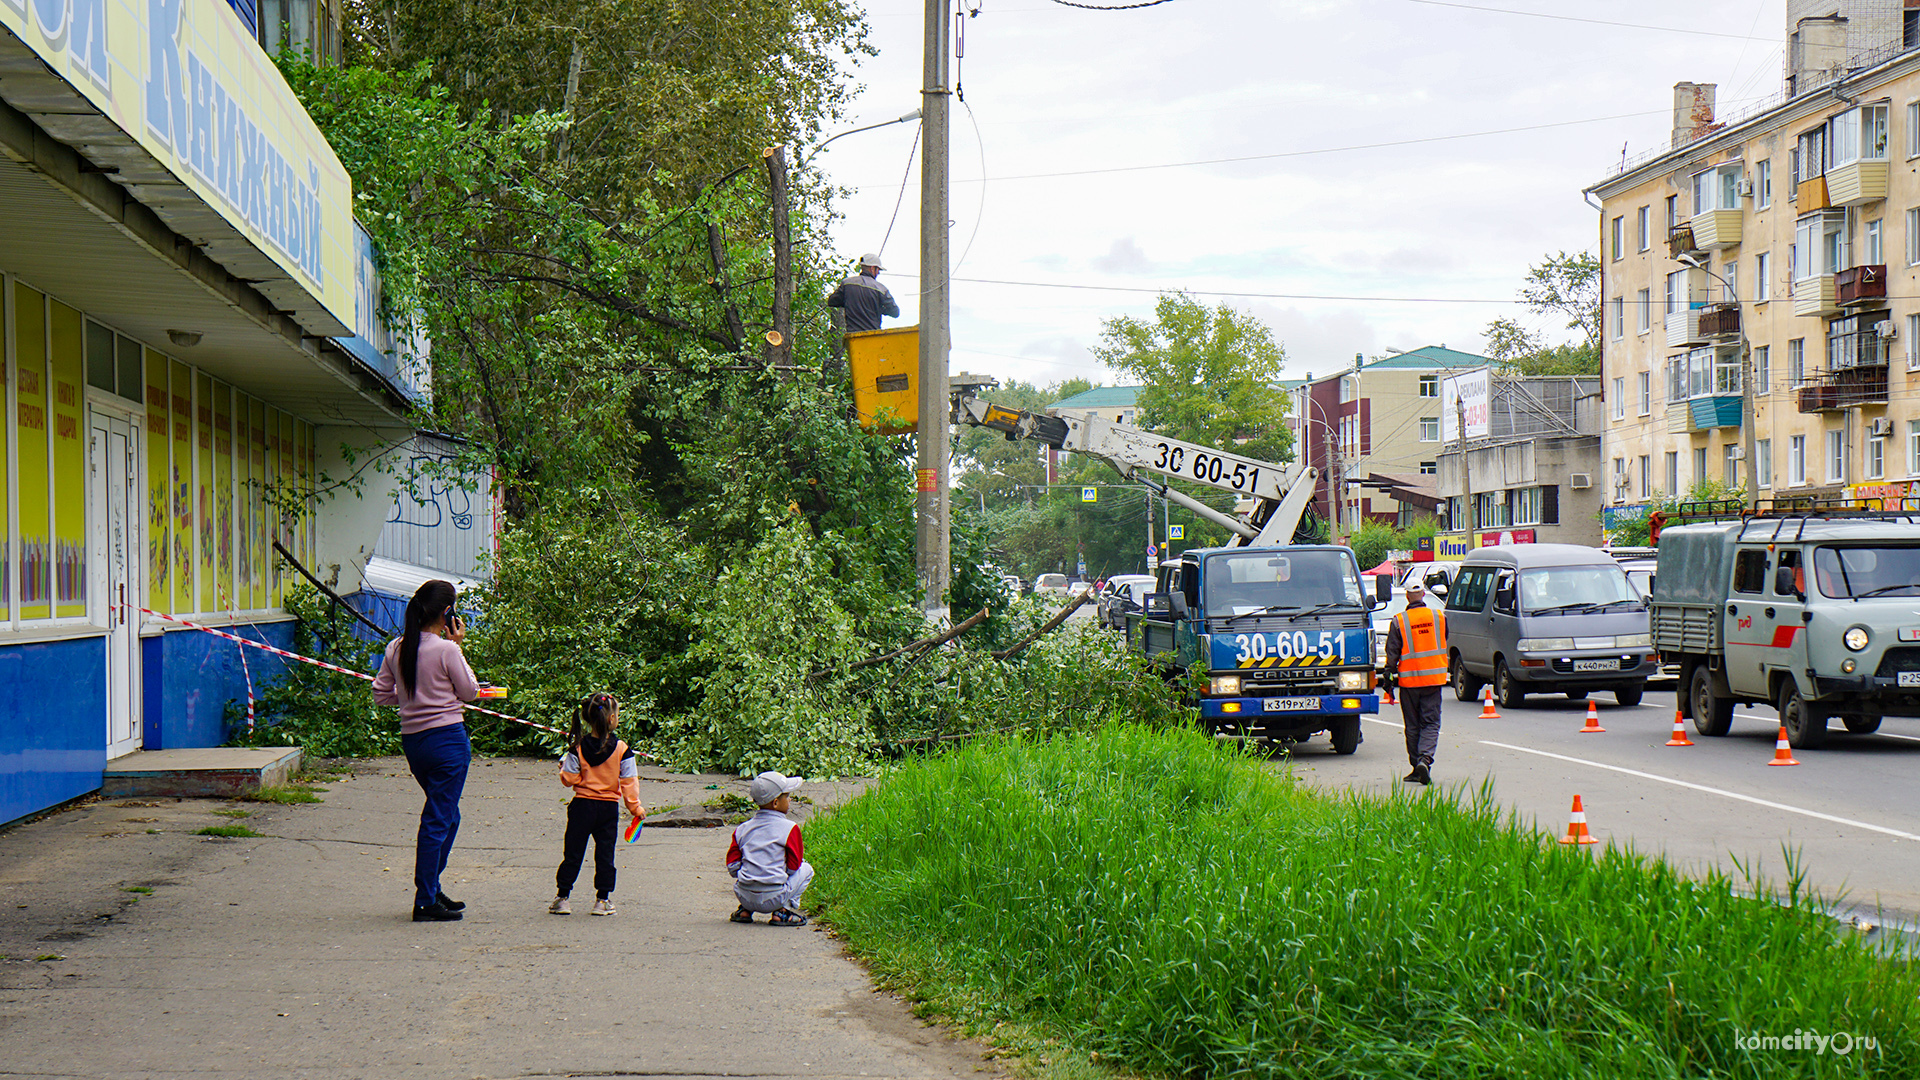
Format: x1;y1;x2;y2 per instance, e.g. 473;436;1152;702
557;798;618;899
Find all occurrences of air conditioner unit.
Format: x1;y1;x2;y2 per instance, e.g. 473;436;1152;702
1735;177;1754;196
1570;473;1592;489
1869;417;1894;437
1874;320;1896;339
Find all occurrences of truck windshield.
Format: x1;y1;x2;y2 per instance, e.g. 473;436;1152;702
1205;550;1361;615
1813;546;1920;598
1519;565;1639;614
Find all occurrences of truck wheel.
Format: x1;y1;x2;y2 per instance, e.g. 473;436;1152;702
1329;716;1361;755
1614;685;1643;707
1689;665;1734;737
1494;658;1526;709
1843;714;1882;734
1776;682;1830;750
1451;654;1484;702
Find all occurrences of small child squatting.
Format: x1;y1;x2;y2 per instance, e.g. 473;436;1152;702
551;693;645;917
726;772;813;926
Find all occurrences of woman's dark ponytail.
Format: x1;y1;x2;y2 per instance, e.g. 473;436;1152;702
399;579;459;697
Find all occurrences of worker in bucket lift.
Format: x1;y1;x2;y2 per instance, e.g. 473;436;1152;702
826;253;900;333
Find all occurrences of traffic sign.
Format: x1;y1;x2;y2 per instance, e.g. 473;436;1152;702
1168;524;1185;540
1081;486;1097;502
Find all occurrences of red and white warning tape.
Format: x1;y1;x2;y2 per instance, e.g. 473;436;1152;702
130;605;569;739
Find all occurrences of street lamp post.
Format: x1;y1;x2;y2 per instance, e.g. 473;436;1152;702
1679;254;1757;511
797;109;922;170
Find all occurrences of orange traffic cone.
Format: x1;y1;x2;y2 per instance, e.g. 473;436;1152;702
1558;794;1598;845
1767;726;1799;766
1478;684;1501;720
1579;700;1605;733
1665;710;1694;747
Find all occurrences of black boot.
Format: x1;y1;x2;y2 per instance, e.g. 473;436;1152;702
413;898;463;922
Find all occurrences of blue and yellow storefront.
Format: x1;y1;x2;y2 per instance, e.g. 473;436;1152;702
0;0;414;824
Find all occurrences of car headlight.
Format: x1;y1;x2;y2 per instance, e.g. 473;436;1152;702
1844;626;1870;652
1518;638;1575;653
1616;634;1652;649
1337;671;1368;691
1211;675;1243;695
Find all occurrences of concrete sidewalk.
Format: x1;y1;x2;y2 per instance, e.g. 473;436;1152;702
0;758;999;1080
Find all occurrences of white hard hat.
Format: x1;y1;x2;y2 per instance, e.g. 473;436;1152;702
858;252;884;269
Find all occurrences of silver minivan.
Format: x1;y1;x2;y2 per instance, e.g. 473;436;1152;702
1440;544;1655;708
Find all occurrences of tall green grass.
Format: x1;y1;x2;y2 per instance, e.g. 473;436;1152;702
810;726;1915;1078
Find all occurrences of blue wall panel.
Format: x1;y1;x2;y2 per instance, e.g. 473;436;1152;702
0;637;107;828
146;622;297;749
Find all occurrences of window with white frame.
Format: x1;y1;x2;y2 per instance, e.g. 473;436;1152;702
1638;454;1651;497
1722;260;1738;301
1666;194;1679;228
1637;205;1650;251
1909;101;1920;158
1757;158;1772;208
1612;457;1626;499
1418;374;1438;397
1694;446;1709;486
1827;429;1845;483
1665;450;1680;493
1796;126;1827;183
1419;460;1436;475
1637;371;1650;415
1908;208;1920;265
1692;164;1744;214
1789;338;1806;387
1612;377;1625;419
1790;435;1807;485
1910;314;1920;365
1475;492;1510;529
1419;416;1439;442
1636;288;1651;332
1512;486;1542;526
1724;444;1740;487
1867;219;1883;265
1757;439;1772;488
1868;431;1886;479
1665;270;1684;314
1755;345;1770;396
1612;216;1624;260
1755;252;1770;301
1339;376;1355;403
1611;296;1625;339
1831;103;1890;167
1666;356;1687;403
1795;210;1848;281
1910;420;1920;476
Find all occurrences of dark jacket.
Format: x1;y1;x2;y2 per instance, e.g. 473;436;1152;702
826;273;899;332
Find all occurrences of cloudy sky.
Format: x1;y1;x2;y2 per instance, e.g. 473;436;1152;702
810;0;1790;389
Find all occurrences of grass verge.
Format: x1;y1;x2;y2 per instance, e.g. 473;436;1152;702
195;825;263;838
238;784;324;804
809;725;1915;1078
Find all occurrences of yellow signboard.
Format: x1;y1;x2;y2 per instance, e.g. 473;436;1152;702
0;0;355;330
1434;532;1473;560
848;326;920;434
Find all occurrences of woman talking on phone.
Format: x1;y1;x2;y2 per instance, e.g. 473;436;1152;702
373;579;480;922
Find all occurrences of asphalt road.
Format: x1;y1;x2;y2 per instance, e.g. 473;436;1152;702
1277;683;1920;926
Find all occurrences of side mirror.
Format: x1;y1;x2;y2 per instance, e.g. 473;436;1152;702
1429;581;1448;598
1774;566;1802;598
1375;574;1392;603
1170;592;1190;619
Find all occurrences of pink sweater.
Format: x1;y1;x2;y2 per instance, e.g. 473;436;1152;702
372;633;480;735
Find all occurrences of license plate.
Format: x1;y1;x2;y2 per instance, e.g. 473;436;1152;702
1900;672;1920;688
1573;659;1619;672
1264;697;1320;712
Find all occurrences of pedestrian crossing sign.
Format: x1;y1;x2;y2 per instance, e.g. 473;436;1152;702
1169;524;1185;540
1081;487;1097;502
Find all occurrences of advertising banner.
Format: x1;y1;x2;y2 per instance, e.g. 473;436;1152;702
1434;532;1473;560
1440;367;1491;443
1478;529;1536;547
0;0;355;330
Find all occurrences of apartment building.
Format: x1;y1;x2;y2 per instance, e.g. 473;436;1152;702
1586;6;1920;525
1289;346;1492;530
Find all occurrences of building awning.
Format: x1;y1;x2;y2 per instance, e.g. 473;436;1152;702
1356;472;1442;511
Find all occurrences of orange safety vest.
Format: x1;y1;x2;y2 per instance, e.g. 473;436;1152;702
1393;605;1449;688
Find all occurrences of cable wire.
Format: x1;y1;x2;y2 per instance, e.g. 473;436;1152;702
894;273;1526;304
1398;0;1774;41
878;125;922;262
1045;0;1177;8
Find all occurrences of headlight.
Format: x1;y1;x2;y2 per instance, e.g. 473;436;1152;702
1617;634;1652;649
1844;626;1870;652
1337;671;1368;691
1518;638;1575;653
1211;675;1243;695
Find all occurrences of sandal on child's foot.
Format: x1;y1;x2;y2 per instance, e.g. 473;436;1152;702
730;907;755;924
768;908;808;927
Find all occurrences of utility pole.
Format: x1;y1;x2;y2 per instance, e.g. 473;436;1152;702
1456;390;1471;539
915;0;953;622
1145;489;1155;574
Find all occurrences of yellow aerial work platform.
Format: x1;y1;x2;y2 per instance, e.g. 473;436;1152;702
847;325;920;434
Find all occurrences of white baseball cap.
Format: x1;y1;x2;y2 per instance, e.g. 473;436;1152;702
858;252;884;269
749;771;803;807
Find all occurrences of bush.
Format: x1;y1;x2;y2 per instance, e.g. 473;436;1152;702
226;585;397;758
811;726;1917;1078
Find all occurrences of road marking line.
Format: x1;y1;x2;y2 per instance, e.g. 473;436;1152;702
1875;731;1920;744
1364;717;1404;729
1479;740;1920;843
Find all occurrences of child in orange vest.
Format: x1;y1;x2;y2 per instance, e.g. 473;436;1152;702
549;693;645;916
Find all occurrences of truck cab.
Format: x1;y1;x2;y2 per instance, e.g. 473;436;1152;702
1135;545;1385;753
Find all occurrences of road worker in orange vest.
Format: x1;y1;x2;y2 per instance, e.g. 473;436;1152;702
1385;581;1449;786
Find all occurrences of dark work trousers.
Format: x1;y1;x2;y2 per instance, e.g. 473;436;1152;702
557;798;620;900
1399;685;1444;768
401;722;471;910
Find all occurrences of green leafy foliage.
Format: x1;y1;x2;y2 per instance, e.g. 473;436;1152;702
1344;517;1439;573
1482;250;1601;377
227;586;397;758
812;726;1918;1078
1604;478;1744;547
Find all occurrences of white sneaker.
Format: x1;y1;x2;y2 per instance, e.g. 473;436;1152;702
591;898;616;916
548;896;570;915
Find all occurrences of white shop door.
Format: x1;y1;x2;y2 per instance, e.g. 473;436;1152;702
90;414;142;758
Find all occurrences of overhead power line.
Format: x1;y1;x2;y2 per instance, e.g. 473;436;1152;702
894;273;1526;304
1398;0;1777;42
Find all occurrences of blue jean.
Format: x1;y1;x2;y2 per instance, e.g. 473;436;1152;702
402;723;471;909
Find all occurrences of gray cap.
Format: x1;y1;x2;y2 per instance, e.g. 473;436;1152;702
858;252;884;269
749;771;803;807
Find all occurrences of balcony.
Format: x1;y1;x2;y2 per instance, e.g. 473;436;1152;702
1667;223;1699;258
1690;209;1743;250
1794;275;1839;317
1797;175;1830;211
1836;265;1887;306
1825;160;1889;206
1697;304;1740;339
1796;369;1889;412
1666;309;1709;347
